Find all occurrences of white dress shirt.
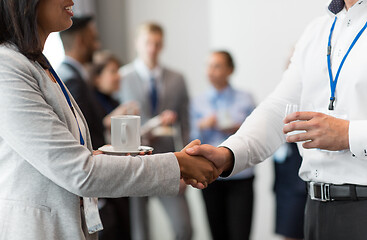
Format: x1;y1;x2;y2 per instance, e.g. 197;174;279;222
222;0;367;185
134;58;162;94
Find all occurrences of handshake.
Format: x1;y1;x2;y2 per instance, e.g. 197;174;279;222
174;139;234;189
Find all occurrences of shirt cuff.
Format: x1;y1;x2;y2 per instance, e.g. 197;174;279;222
349;120;367;159
218;147;235;178
219;136;249;178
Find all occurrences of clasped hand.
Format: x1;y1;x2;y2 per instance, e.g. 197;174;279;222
175;140;220;189
176;140;235;189
97;141;232;190
283;111;350;151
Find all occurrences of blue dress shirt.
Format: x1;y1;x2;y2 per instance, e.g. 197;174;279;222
191;85;256;180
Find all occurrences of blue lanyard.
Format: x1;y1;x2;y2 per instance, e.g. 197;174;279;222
43;57;85;145
327;16;367;110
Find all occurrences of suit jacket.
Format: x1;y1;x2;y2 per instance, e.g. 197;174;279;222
57;60;106;149
0;44;179;240
118;61;190;153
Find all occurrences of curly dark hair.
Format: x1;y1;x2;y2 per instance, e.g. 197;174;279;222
0;0;48;68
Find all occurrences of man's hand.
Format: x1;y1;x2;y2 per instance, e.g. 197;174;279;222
102;102;140;129
185;144;234;175
175;140;220;189
160;110;177;126
199;115;216;130
283;111;350;151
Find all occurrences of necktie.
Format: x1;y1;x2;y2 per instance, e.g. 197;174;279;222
150;75;158;116
328;0;345;14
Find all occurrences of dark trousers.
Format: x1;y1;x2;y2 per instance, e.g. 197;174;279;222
98;198;131;240
202;177;254;240
305;196;367;240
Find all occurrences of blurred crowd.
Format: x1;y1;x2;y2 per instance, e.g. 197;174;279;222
55;16;306;240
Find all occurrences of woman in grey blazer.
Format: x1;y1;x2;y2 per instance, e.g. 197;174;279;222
0;1;218;239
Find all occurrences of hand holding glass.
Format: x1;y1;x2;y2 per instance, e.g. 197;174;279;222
284;104;306;138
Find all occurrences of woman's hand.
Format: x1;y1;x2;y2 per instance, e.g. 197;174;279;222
93;150;103;156
175;140;220;189
178;179;188;195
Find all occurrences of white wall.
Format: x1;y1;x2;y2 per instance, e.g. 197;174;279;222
95;1;328;240
209;0;326;102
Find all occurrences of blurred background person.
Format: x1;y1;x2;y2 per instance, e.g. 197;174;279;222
58;16;104;150
91;50;140;240
92;51;122;124
117;22;192;240
273;143;306;240
92;50;139;143
190;50;256;240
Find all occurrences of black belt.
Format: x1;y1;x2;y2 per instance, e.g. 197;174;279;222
307;182;367;202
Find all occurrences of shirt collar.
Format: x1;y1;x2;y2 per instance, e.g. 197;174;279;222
327;0;366;15
64;56;89;82
134;58;162;81
328;0;345;14
208;85;233;100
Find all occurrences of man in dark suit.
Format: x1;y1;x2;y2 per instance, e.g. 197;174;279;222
58;16;105;150
58;16;131;240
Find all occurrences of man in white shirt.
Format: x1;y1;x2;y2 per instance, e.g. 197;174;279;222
186;0;367;239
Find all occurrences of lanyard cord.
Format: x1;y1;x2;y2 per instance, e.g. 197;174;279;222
44;57;85;145
327;16;367;110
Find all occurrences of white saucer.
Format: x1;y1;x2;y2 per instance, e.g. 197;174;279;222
98;145;154;155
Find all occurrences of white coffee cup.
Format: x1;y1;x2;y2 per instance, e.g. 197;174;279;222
111;115;141;151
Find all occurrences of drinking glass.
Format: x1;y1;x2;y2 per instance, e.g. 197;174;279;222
284;104;305;136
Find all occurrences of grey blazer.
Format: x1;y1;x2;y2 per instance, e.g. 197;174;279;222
117;62;190;153
0;45;179;240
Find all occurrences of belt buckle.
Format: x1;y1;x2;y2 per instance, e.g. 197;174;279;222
310;182;331;202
